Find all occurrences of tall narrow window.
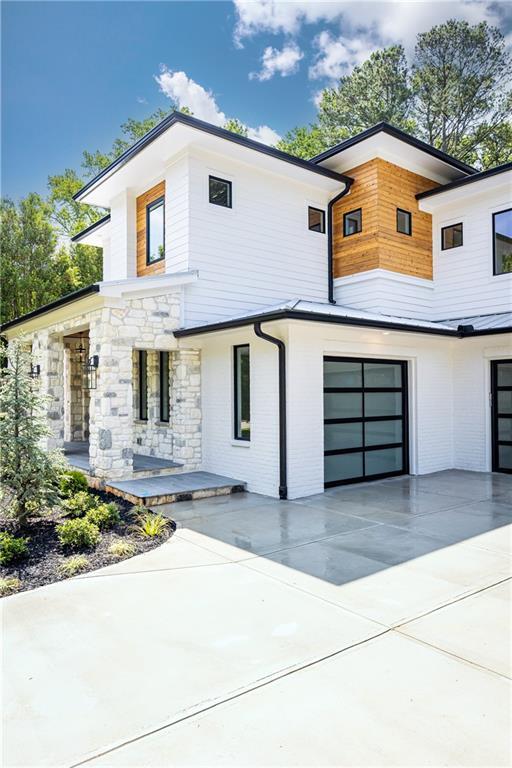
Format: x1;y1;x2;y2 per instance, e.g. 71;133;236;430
441;222;463;250
159;351;170;423
146;198;165;264
493;208;512;275
343;208;362;236
234;345;250;441
308;206;325;233
396;208;412;235
138;350;148;421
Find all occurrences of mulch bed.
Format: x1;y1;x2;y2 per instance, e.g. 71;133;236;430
0;489;176;595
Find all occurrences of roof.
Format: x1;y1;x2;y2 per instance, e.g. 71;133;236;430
73;112;352;203
0;284;100;332
311;122;476;176
71;214;111;244
416;161;512;200
437;311;512;332
174;300;512;339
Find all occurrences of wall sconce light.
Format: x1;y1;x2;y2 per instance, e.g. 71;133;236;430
83;355;99;390
29;364;41;378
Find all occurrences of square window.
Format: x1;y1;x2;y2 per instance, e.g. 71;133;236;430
308;206;325;233
343;208;362;236
209;176;232;208
493;208;512;275
441;222;463;250
146;198;165;264
397;208;412;235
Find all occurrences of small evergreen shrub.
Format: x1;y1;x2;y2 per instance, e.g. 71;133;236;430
132;512;169;538
0;577;21;596
57;518;100;550
60;470;88;499
63;491;99;518
108;540;136;559
58;554;90;577
85;502;120;530
0;531;29;565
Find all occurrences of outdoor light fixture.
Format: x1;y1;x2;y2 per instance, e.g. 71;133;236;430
83;354;99;390
29;364;41;378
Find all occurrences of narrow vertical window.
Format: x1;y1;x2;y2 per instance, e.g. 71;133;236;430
308;206;325;233
396;208;412;235
234;345;250;441
493;208;512;275
159;351;170;423
138;350;148;421
146;198;165;264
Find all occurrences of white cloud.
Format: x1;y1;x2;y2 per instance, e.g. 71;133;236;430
155;67;281;145
233;0;342;45
309;31;375;81
250;42;303;81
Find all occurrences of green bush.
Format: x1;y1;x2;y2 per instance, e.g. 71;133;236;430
57;518;100;550
62;491;99;518
58;554;90;577
131;512;169;538
85;502;120;531
0;577;21;596
108;540;136;559
60;470;88;498
0;531;29;565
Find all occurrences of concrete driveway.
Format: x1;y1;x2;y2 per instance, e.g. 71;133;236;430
3;470;511;767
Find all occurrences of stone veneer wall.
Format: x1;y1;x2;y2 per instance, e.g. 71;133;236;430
132;350;174;459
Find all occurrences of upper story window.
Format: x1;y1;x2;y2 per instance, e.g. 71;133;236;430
209;176;232;208
397;208;412;236
343;208;362;237
146;198;165;264
308;206;326;233
234;344;250;441
441;222;463;250
493;208;512;275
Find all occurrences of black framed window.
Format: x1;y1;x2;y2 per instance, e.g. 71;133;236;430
159;351;170;423
234;345;250;441
146;198;165;264
493;209;512;275
441;222;463;250
308;206;326;233
138;350;148;421
397;208;412;236
209;176;232;208
343;208;362;236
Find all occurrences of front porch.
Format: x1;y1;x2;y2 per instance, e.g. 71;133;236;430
64;441;182;476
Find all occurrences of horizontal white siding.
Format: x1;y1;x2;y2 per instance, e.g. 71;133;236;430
333;270;434;319
164;154;190;275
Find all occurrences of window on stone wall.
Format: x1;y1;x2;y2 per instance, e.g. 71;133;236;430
138;350;148;421
159;351;170;423
234;345;250;441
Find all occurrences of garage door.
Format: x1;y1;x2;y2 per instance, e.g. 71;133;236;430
324;357;409;487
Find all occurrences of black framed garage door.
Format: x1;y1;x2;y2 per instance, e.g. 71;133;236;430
324;357;409;487
491;360;512;474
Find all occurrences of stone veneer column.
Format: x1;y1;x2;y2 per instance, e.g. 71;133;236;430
88;310;134;480
171;349;201;469
34;331;65;451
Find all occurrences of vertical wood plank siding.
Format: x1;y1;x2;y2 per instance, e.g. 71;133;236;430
333;159;438;280
136;181;166;277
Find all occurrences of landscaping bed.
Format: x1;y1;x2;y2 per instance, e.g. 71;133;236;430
0;483;176;596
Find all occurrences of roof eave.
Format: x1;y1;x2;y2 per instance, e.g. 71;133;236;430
0;284;101;333
71;214;111;243
416;162;512;201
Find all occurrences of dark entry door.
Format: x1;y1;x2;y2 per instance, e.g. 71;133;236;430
491;360;512;474
323;357;409;487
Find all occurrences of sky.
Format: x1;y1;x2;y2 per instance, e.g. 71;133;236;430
2;0;511;200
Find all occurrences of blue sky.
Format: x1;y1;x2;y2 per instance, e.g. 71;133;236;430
2;1;511;200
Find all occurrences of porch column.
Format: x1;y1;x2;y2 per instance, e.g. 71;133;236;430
34;331;65;452
88;313;134;480
171;349;202;469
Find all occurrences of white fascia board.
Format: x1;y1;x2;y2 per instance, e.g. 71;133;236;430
74;221;111;247
98;270;198;299
418;171;512;212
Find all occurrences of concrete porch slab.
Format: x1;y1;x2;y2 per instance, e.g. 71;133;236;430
105;471;246;505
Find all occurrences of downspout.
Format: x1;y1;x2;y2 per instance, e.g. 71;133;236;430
327;180;353;304
254;321;287;500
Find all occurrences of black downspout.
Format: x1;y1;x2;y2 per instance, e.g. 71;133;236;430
327;180;353;304
254;322;287;500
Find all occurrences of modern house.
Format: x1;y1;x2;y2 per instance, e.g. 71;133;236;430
2;114;511;501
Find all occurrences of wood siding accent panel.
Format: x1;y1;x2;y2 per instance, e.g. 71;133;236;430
333;159;438;280
136;181;166;277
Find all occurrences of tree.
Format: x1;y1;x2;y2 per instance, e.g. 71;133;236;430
412;20;512;161
223;118;248;137
0;340;63;526
317;46;414;147
276;124;328;159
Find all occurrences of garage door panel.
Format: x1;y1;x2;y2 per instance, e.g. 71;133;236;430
324;422;363;451
324;392;362;419
364;419;403;446
325;453;364;483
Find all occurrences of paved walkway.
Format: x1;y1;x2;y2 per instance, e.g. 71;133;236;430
2;470;511;767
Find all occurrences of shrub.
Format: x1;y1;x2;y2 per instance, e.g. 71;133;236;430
62;491;99;518
58;554;90;577
0;531;29;565
57;518;100;550
108;540;136;559
132;512;169;538
60;470;88;499
0;577;21;597
85;502;120;531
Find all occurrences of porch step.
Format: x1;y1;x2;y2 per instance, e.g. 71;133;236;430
103;471;247;506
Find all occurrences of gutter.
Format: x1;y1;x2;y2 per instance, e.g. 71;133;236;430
254;322;288;500
327;180;353;304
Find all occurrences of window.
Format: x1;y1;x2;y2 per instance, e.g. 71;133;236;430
493;208;512;275
308;206;325;233
159;351;170;423
209;176;232;208
234;345;250;441
138;350;148;421
441;222;463;250
343;208;362;236
146;198;165;264
397;208;412;236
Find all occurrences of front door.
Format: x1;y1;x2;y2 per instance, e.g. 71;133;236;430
491;360;512;474
323;357;409;487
